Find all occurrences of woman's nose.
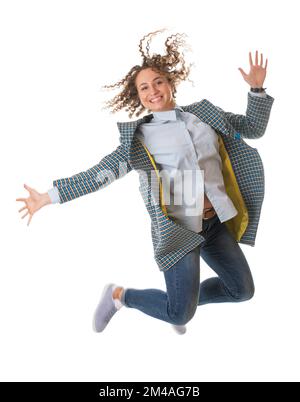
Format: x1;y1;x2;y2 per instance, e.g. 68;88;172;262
149;85;159;95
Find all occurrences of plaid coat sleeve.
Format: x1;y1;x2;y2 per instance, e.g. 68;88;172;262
217;92;275;139
52;144;132;203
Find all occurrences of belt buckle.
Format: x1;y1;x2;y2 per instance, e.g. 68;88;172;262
203;208;216;220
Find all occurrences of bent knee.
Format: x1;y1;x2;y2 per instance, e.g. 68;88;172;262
233;282;255;302
168;305;197;326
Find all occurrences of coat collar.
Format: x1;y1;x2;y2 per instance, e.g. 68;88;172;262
117;99;231;148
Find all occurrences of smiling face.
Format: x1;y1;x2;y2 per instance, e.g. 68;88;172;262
135;67;176;112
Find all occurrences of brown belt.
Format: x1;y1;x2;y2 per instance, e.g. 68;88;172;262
203;207;217;220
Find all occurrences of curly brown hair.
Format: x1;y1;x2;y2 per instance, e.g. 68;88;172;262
101;29;194;119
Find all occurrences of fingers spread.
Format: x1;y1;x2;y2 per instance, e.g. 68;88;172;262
249;52;253;66
27;214;32;226
21;211;29;219
24;184;33;192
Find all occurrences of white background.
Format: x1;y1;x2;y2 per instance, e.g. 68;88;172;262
1;0;300;382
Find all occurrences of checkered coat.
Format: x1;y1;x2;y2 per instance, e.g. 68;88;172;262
53;93;274;272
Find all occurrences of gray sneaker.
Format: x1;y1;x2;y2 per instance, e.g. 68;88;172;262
93;283;121;333
172;325;187;335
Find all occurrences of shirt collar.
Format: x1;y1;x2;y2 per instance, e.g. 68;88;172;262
152;104;183;122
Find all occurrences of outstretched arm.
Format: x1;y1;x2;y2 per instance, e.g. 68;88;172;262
16;144;132;226
52;144;132;203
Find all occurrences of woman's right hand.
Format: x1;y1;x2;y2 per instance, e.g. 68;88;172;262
16;184;52;226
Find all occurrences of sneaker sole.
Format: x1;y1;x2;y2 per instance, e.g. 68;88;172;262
172;325;187;335
93;283;115;333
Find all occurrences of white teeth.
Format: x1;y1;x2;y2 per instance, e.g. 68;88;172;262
150;96;162;103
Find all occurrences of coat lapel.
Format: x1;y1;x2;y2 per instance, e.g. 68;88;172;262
117;114;152;149
181;99;231;136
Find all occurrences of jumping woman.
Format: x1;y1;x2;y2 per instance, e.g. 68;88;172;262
16;29;274;334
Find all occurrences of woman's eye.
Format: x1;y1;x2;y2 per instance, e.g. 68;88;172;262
140;80;163;91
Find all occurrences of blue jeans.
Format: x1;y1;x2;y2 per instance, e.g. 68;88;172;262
122;214;255;325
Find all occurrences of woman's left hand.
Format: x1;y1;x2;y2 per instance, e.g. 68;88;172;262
238;50;268;88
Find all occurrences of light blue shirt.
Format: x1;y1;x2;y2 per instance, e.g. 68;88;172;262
136;106;236;232
48;91;267;233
